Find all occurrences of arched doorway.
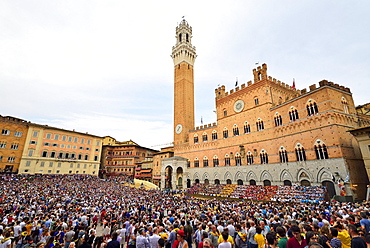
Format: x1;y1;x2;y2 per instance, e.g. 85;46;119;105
176;167;183;188
195;179;200;184
263;180;271;186
301;180;311;186
215;179;220;185
237;179;243;185
165;166;173;189
322;180;336;199
250;179;256;185
204;179;209;185
226;179;232;184
284;180;292;186
187;179;191;188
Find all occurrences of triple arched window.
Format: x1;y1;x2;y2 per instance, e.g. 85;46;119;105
279;146;288;163
233;124;239;136
235;153;242;166
256;118;264;131
295;143;306;161
289;107;299;122
274;113;282;127
314;140;329;159
307;99;319;116
246;151;254;165
260;150;268;164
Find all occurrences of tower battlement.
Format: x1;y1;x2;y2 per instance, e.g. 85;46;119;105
319;80;351;93
253;63;268;82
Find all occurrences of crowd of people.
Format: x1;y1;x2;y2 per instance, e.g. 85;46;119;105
0;174;370;248
185;184;326;203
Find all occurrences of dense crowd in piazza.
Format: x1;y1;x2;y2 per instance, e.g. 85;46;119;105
1;175;370;248
185;184;326;203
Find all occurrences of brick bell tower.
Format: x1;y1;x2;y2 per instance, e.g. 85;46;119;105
172;19;197;145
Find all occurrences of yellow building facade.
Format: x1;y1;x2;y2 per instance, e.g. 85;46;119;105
19;123;103;175
161;19;369;200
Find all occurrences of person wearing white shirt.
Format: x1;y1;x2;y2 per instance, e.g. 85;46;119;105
149;228;161;248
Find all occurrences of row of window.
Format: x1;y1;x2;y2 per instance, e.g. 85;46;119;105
1;129;23;137
29;140;100;151
32;131;101;146
34;150;99;161
195;104;320;143
190;143;329;168
22;168;96;174
0;142;19;150
0;156;15;162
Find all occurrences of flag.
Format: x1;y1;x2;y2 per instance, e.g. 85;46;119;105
235;77;238;87
292;78;296;89
201;117;203;125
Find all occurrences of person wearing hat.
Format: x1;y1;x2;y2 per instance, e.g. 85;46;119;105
176;230;188;248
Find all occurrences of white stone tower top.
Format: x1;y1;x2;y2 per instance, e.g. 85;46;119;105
171;19;197;66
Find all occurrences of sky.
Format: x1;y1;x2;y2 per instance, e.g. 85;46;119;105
1;0;369;149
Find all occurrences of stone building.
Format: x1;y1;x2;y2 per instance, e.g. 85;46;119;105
0;116;29;173
18;123;103;175
161;19;369;200
101;137;158;178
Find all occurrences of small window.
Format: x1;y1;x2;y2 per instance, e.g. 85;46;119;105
194;135;199;143
2;129;10;135
223;110;227;116
57;163;61;167
295;144;306;161
244;122;251;134
8;157;15;162
10;143;19;150
68;137;72;142
49;162;53;167
44;142;50;146
256;119;264;131
25;161;31;167
254;98;259;105
213;156;219;167
307;100;319;116
42;151;48;157
79;147;84;150
62;135;67;141
0;142;6;149
40;162;45;167
74;137;78;143
46;133;51;139
52;144;58;147
212;131;218;140
223;128;228;139
279;147;288;163
260;150;268;164
84;155;88;160
233;125;239;136
30;140;37;145
202;133;208;142
33;131;38;137
28;150;34;156
54;134;59;140
14;131;22;137
246;152;254;165
274;113;283;127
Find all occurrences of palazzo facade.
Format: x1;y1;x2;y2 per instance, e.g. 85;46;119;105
161;19;369;200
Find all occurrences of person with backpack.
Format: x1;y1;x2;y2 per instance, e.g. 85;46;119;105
235;224;247;248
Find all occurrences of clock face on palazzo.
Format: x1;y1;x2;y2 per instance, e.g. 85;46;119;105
234;99;245;113
175;124;183;134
